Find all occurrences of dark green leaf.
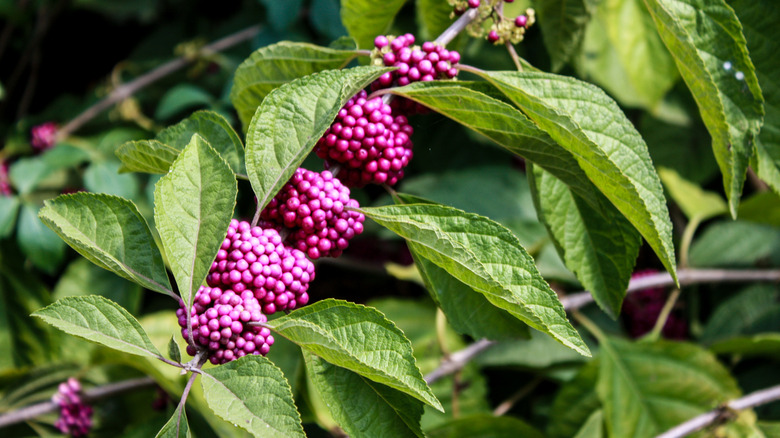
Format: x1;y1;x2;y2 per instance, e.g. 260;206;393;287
53;258;142;315
597;338;741;437
475;330;587;369
304;351;425;438
246;66;389;211
537;0;591;71
710;334;780;358
416;0;457;42
642;0;764;215
39;192;173;296
701;284;780;343
267;298;442;411
18;204;65;274
689;221;780;267
32;295;163;359
259;0;303;32
361;204;590;356
155;84;213;120
480;71;678;282
529;165;641;317
0;196;20;238
309;0;348;41
156;402;190;438
154;134;237;309
84;161;140;199
547;360;601;438
426;414;544;438
341;0;407;49
738;191;780;228
8;157;54;195
201;355;305;438
167;336;182;363
230;42;360;128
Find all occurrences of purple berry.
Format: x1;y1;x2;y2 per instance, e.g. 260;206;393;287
488;30;500;43
30;122;58;153
468;0;480;8
0;161;12;196
178;285;275;363
515;15;528;28
52;378;93;437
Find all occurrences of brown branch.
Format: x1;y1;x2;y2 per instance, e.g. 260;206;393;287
0;377;156;429
56;24;262;140
656;384;780;438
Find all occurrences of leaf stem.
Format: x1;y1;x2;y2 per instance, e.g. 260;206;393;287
679;216;702;269
0;377;156;429
646;288;681;341
505;41;523;71
435;8;480;46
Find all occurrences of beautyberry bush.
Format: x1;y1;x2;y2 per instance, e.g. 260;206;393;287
1;0;779;437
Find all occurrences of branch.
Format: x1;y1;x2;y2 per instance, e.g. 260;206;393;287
56;24;262;140
0;377;156;429
424;268;780;384
434;8;480;46
656;384;780;438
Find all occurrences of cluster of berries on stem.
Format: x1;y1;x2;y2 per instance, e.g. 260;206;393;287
449;0;535;45
31;122;58;153
52;378;93;437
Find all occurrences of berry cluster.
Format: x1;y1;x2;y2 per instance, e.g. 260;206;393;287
52;378;93;437
449;0;535;45
31;122;58;153
0;161;11;196
177;286;275;364
315;91;414;187
207;219;315;314
372;34;460;88
261;168;365;259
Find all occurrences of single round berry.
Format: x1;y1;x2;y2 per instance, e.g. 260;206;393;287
262;168;366;258
315;91;414;187
30;122;58;153
207;220;315;312
487;30;500;43
515;15;528;28
467;0;480;7
52;378;93;438
178;286;275;363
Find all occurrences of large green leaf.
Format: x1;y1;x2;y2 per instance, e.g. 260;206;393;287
579;0;678;109
303;351;425;438
388;81;604;210
361;204;589;357
230;42;360;128
267;298;442;411
156;402;190;438
200;355;305;438
32;295;163;360
39;192;173;297
658;167;728;221
480;71;678;283
426;414;544;438
18;204;65;274
529;165;641;318
597;338;741;438
154;134;237;309
730;0;780;194
246;66;388;211
537;0;592;71
642;0;764;215
116;140;181;174
341;0;407;50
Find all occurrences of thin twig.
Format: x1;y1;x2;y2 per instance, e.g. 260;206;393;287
656;384;780;438
493;377;542;416
505;41;523;71
425;268;780;384
0;377;156;429
56;24;262;140
435;8;480;46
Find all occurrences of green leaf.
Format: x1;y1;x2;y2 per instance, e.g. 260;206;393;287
84;161;140;199
642;0;764;215
416;0;457;42
730;0;780;194
658;167;728;221
547;360;601;438
259;0;303;31
738;191;780;228
18;204;65;274
155;84;213;120
475;330;587;369
200;355;305;438
167;336;182;363
688;221;780;267
701;284;780;343
156;402;190;438
8;157;54;195
53;258;142;315
597;338;741;438
303;351;425;438
32;295;163;359
710;334;780;358
0;196;20;238
309;0;349;41
361;204;590;357
267;298;442;411
426;414;544;438
578;0;678;109
480;71;678;283
230;42;359;128
341;0;407;49
759;421;780;438
388;81;604;210
156;111;246;177
154;134;237;309
116;140;181;174
537;0;592;71
529;165;641;318
39;192;173;296
573;410;605;438
246;66;389;211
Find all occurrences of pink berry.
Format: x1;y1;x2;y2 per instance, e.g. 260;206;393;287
515;15;528;27
30;122;58;153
